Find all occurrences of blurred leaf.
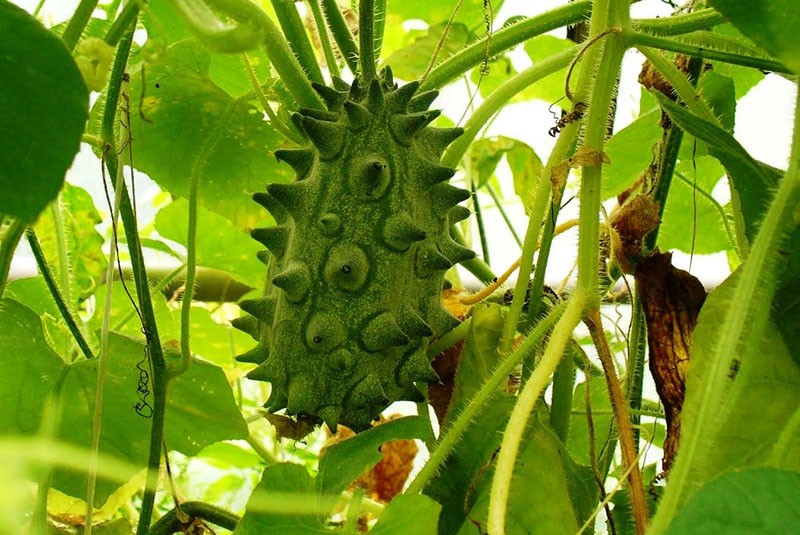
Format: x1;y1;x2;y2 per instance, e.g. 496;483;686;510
0;1;88;222
603;110;662;199
370;495;440;535
197;441;262;469
387;0;502;26
469;137;515;189
523;35;573;104
384;23;473;81
505;139;544;211
235;463;331;534
708;0;800;74
773;227;800;367
34;183;107;302
658;156;731;254
155;199;264;288
120;39;291;228
51;333;247;506
665;468;800;534
0;299;67;435
656;93;778;245
317;416;432;495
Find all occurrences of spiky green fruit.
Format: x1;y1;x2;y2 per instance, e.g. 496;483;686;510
236;70;474;431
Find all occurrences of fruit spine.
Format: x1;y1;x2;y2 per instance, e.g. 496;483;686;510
234;69;474;431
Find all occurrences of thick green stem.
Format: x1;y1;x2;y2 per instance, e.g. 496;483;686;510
632;8;726;36
104;0;143;46
176;102;234;379
488;291;586;534
426;316;472;358
270;0;324;83
628;31;791;74
420;1;590;92
61;0;99;51
321;0;359;74
26;228;94;361
358;0;376;82
149;501;240;534
308;0;341;79
649;82;800;535
627;294;646;448
405;301;567;495
0;219;25;301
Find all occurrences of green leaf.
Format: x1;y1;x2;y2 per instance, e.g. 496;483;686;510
505;139;544;211
665;468;800;534
370;495;441;535
456;409;584;534
523;35;574;104
387;0;502;26
656;93;778;245
50;332;247;505
568;379;614;468
124;39;291;228
675;273;800;505
0;299;67;435
317;416;433;495
384;23;474;81
657;156;731;254
0;1;88;222
711;25;765;99
603;110;662;199
708;0;800;74
154;199;264;288
469;137;515;189
773;227;800;367
235;463;332;534
34;183;107;302
446;303;505;425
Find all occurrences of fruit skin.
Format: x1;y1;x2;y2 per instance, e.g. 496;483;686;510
235;68;474;432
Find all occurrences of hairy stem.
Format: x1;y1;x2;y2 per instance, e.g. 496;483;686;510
488;290;586;534
308;0;341;79
405;301;568;495
632;8;726;36
358;0;376;82
26;228;94;360
61;0;99;51
321;0;359;74
270;0;324;83
586;309;648;534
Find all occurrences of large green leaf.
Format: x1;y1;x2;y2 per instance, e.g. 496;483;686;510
387;0;502;26
50;332;247;505
384;23;474;81
674;273;800;507
235;463;332;534
34;183;107;302
370;495;441;535
445;303;505;426
523;35;573;104
154;199;264;288
567;379;614;468
603;110;662;199
0;1;88;222
656;93;778;245
506;139;544;212
124;39;291;228
657;156;731;254
0;299;67;435
708;0;800;74
456;409;586;534
665;468;800;534
317;416;433;496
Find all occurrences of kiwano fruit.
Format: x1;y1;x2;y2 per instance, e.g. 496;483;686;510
233;69;475;431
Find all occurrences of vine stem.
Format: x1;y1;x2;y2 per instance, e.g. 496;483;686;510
60;0;99;51
26;228;94;360
270;0;324;84
487;289;586;534
404;300;568;495
176;102;235;378
586;309;648;534
648;79;800;535
149;501;240;534
321;0;359;74
307;0;341;79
